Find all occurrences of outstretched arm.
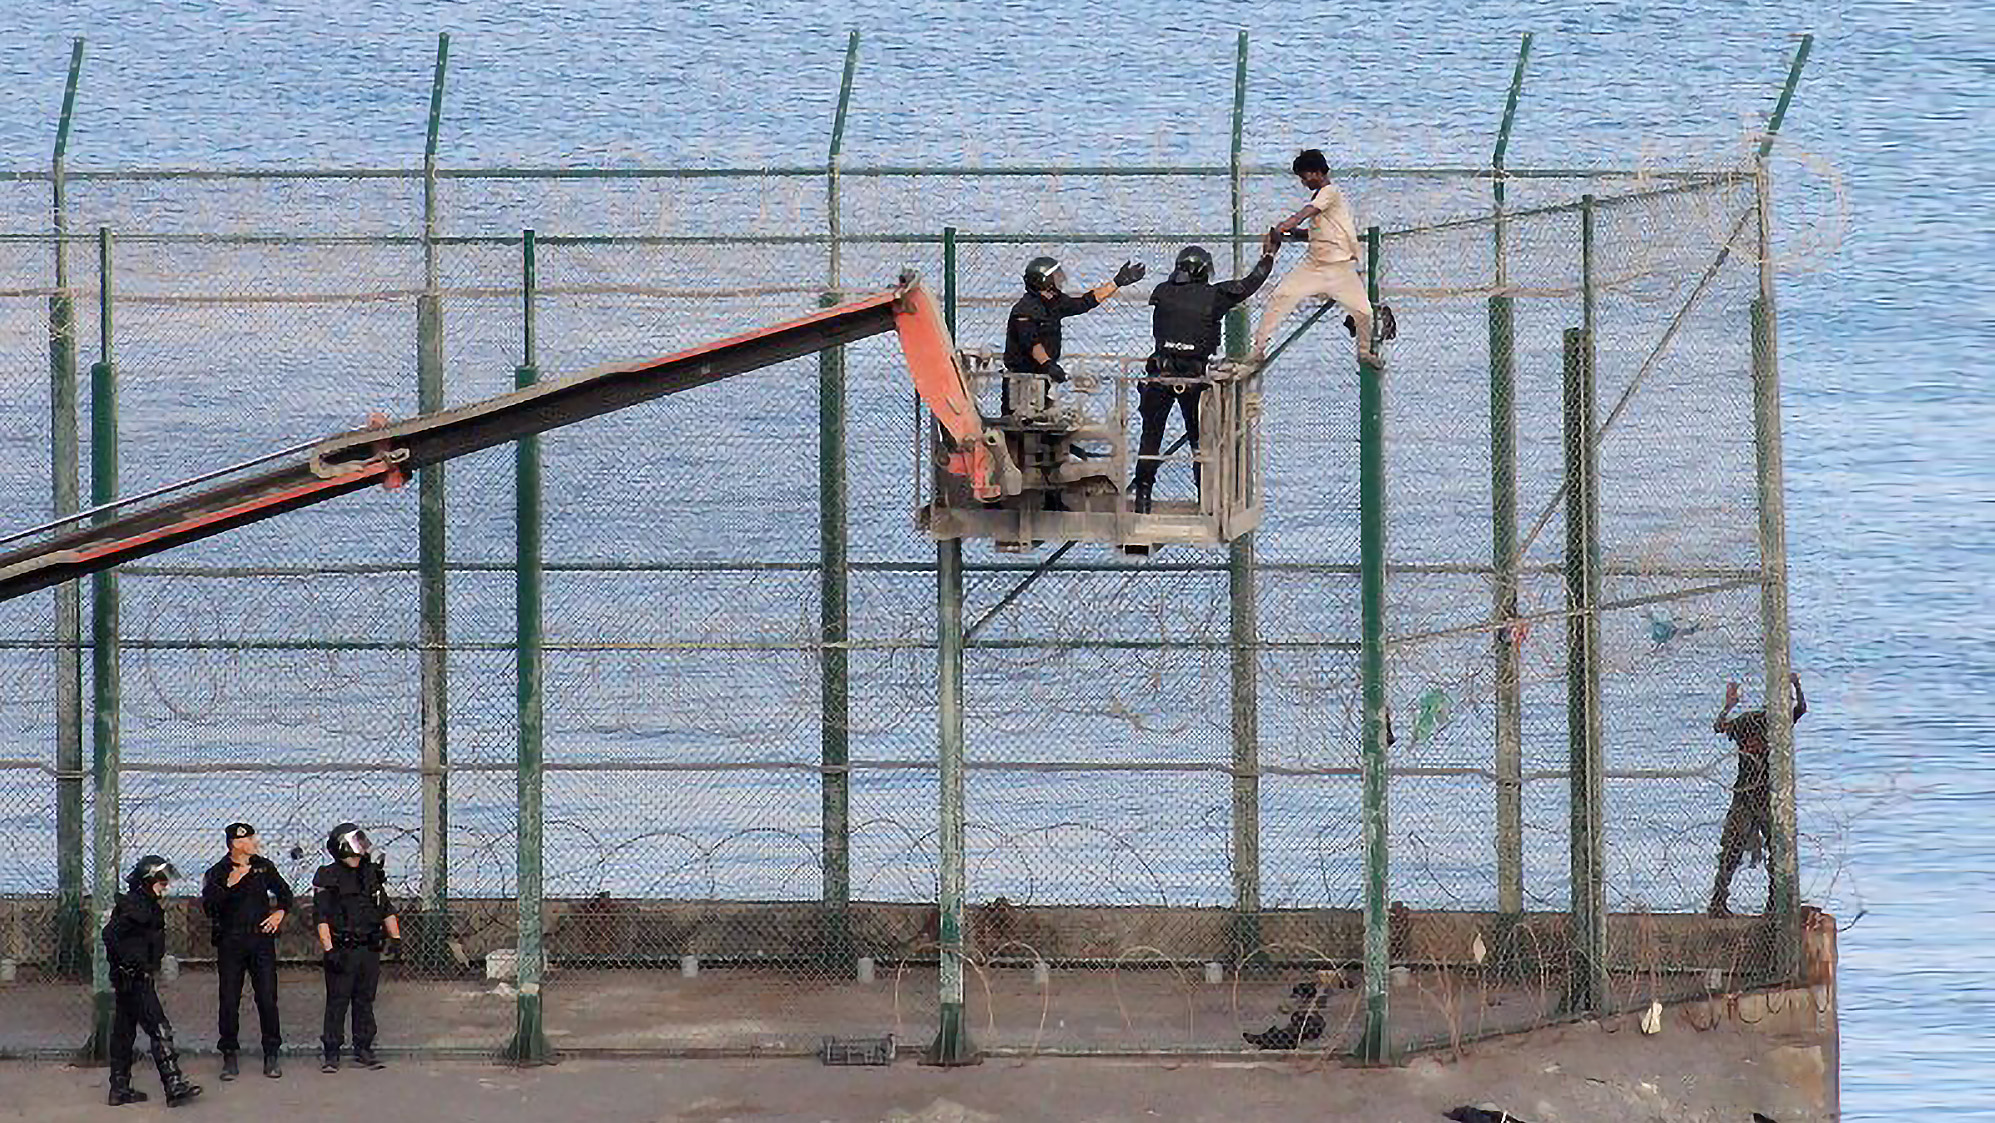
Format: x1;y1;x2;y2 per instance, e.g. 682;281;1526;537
1217;235;1280;307
1714;681;1740;734
1272;204;1321;237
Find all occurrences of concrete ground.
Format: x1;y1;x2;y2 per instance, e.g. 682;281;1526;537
0;966;1607;1057
0;1015;1832;1123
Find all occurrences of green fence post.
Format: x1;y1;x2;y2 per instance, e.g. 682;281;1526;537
925;537;978;1066
49;37;89;980
411;30;454;972
502;229;553;1065
82;227;118;1060
818;28;861;972
1223;28;1263;966
1755;32;1811;983
1563;197;1608;1014
1355;225;1391;1063
1490;32;1531;918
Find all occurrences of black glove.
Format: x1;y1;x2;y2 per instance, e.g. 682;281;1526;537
1044;361;1069;384
1113;260;1146;287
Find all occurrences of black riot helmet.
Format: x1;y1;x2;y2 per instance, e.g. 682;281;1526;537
1023;256;1067;295
127;855;178;890
1170;245;1214;285
326;822;373;861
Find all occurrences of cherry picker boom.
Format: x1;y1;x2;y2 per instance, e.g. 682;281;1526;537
0;278;1010;604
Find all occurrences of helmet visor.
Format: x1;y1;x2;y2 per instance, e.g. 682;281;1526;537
1046;267;1068;293
334;826;372;858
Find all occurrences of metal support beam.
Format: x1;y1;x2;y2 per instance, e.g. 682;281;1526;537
414;31;453;970
964;541;1073;641
49;37;88;979
502;230;554;1065
1490;32;1531;917
1489;295;1523;915
84;228;118;1060
1222;28;1262;966
925;539;979;1065
1758;34;1814;160
819;30;861;969
1563;196;1608;1013
1754;209;1801;978
1355;225;1390;1063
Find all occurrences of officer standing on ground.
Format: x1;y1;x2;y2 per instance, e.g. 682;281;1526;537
202;821;293;1080
1002;255;1146;414
313;822;400;1072
1131;230;1281;512
102;855;204;1107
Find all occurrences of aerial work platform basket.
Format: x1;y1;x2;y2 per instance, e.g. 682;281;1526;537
917;351;1264;553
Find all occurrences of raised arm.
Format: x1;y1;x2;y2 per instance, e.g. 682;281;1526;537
1714;681;1741;735
1217;231;1281;308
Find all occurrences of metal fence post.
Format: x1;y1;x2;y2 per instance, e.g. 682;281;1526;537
1490;32;1531;918
412;30;454;971
49;37;90;980
1223;28;1262;965
1355;225;1391;1063
502;230;553;1065
926;541;977;1065
819;28;861;970
83;227;118;1060
1563;196;1608;1014
1756;32;1812;983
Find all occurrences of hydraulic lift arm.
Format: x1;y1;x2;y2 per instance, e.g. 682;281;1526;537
0;278;1000;604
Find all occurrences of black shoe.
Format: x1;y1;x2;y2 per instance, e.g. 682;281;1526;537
165;1082;203;1107
1131;482;1154;515
353;1048;385;1070
321;1054;339;1073
220;1051;240;1081
108;1083;148;1106
263;1055;283;1079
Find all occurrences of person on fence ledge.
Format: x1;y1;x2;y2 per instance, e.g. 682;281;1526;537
103;855;204;1107
1130;231;1281;513
313;822;399;1072
202;821;293;1080
1251;148;1381;365
1709;672;1807;917
1002;254;1146;415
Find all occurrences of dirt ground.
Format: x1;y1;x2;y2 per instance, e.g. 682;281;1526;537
0;1014;1832;1123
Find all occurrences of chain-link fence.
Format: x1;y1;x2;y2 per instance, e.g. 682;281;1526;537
0;45;1827;1062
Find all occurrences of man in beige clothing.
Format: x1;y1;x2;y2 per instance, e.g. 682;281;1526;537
1251;148;1377;364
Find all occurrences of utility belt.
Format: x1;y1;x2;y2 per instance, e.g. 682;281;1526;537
330;932;385;951
1143;352;1209;388
213;925;276;946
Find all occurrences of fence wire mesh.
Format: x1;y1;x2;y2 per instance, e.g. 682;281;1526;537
0;156;1821;1062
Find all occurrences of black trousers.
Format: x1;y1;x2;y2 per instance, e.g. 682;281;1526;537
217;935;281;1055
1134;381;1206;490
110;971;176;1085
320;945;381;1055
1712;788;1774;911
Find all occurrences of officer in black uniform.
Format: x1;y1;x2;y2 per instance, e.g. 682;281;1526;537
313;822;400;1072
102;855;203;1107
1002;255;1146;414
201;821;294;1080
1130;232;1281;513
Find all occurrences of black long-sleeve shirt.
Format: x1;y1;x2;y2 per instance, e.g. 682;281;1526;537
1148;253;1275;366
201;855;295;944
1004;289;1100;372
102;890;165;974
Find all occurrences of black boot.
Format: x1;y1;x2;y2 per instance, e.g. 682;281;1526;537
107;1071;148;1106
352;1047;385;1070
152;1034;203;1107
221;1050;240;1081
263;1053;283;1078
1131;481;1154;515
